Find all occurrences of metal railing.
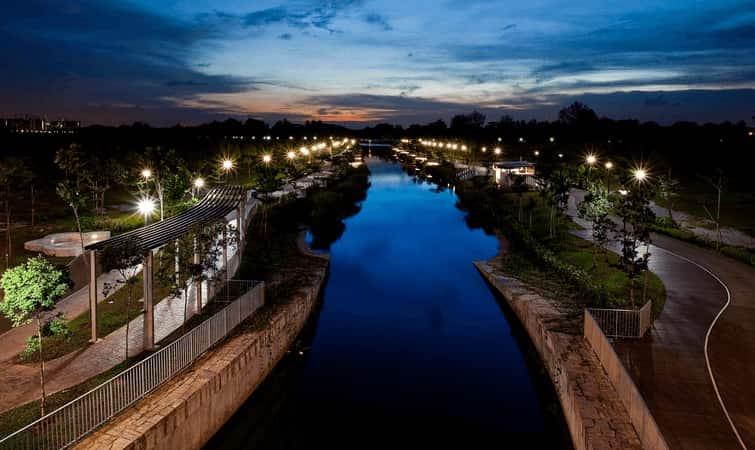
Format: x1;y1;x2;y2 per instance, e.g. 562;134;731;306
586;301;652;338
0;280;264;450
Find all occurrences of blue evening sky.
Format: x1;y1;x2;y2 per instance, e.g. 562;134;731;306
2;0;754;125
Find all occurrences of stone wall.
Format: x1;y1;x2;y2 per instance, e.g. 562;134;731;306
475;261;642;450
584;311;669;450
75;265;328;450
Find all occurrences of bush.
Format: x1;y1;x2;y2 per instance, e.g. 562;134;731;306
19;336;40;362
43;315;71;339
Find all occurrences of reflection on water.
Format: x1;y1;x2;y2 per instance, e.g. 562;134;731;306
206;157;569;449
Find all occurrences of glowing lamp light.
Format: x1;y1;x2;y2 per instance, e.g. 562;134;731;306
140;168;152;179
605;161;614;170
136;197;156;222
494;148;501;155
262;154;272;164
287;151;296;160
618;189;629;196
558;153;564;159
534;150;540;156
221;159;234;171
633;167;648;182
193;177;205;188
549;137;555;143
482;147;487;152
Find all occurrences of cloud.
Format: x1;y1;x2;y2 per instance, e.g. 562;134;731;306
364;13;392;31
278;33;293;40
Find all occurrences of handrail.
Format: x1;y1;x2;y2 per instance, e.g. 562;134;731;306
0;280;264;450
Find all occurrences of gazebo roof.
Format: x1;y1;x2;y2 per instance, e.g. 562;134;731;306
86;185;247;253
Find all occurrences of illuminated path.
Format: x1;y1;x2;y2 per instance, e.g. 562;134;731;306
568;192;747;449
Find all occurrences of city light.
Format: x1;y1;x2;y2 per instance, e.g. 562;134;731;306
558;153;564;158
262;154;272;164
287;151;296;160
549;137;555;143
140;168;152;179
494;148;501;155
618;189;629;196
300;147;309;155
605;161;614;170
586;154;597;165
534;150;540;157
193;178;205;188
221;159;234;171
482;147;487;152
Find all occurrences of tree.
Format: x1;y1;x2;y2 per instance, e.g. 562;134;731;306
615;183;656;306
558;102;598;126
577;180;613;266
656;171;679;223
538;169;571;239
702;169;725;250
156;219;239;325
100;237;143;361
510;175;528;222
87;147;126;215
139;147;183;221
0;157;32;269
0;256;69;415
56;182;88;255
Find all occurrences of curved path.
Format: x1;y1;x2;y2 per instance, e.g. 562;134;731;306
651;234;755;448
567;193;747;449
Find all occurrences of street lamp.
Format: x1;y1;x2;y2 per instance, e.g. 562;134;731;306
481;147;487;153
533;150;540;157
262;154;272;164
494;147;501;155
287;151;296;160
192;177;205;199
137;197;156;225
586;154;597;166
220;158;234;183
140;168;152;180
604;162;613;192
633;167;648;183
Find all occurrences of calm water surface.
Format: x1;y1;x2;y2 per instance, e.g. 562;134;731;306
207;157;567;449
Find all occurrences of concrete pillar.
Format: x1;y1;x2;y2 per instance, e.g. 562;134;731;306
237;206;244;251
88;250;98;343
143;250;155;351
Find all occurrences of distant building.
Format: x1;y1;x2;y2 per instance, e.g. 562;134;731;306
1;116;79;133
493;161;537;188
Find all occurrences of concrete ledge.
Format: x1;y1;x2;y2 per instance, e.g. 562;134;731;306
475;261;642;450
584;312;669;450
75;266;328;450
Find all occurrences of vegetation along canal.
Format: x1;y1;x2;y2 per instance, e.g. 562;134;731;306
207;156;570;448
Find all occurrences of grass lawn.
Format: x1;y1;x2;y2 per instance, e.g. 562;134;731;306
655;178;755;237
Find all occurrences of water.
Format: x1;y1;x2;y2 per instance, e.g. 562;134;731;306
207;157;568;449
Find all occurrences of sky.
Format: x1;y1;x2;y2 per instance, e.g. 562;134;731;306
2;0;755;126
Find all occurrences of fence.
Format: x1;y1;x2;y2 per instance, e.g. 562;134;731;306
586;301;652;338
0;280;264;450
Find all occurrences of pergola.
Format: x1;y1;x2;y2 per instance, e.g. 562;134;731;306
85;185;251;349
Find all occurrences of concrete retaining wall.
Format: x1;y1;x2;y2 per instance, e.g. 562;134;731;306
584;311;669;450
75;266;328;450
475;262;642;450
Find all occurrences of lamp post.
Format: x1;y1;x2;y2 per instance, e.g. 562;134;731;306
604;161;613;193
193;177;205;199
221;158;234;183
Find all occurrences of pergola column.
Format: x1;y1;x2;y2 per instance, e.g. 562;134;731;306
193;237;202;312
88;250;98;343
237;206;244;250
143;250;155;351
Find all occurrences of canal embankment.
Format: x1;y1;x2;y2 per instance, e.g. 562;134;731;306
74;247;328;450
475;261;643;450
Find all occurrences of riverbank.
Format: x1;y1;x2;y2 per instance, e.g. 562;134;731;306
475;260;642;450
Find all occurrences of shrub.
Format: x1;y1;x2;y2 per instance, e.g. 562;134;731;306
19;336;40;362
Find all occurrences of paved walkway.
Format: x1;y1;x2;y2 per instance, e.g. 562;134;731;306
567;192;748;449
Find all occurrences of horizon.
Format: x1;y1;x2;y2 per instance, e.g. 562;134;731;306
2;1;755;127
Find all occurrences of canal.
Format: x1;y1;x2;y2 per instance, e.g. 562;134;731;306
207;156;569;448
